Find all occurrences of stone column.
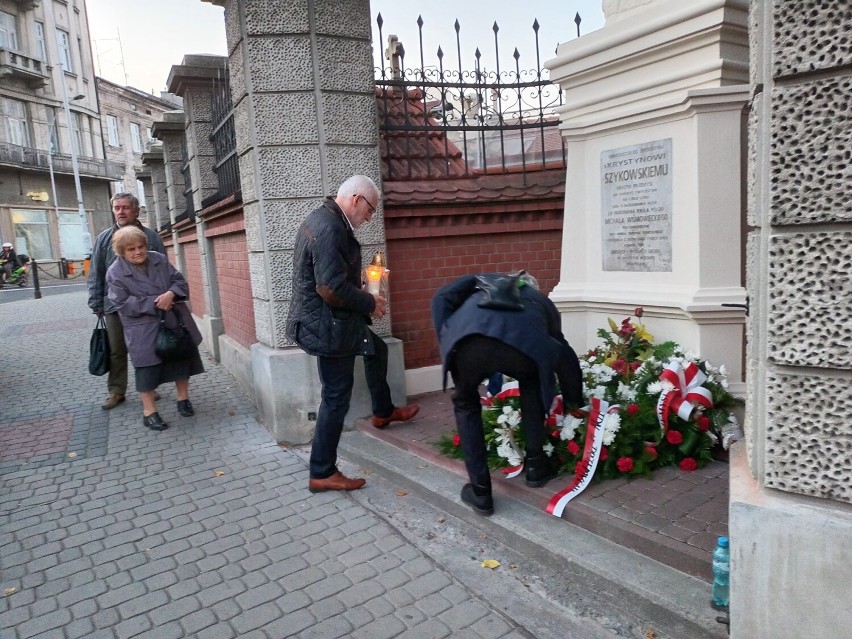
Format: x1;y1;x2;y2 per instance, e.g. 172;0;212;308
141;146;169;232
546;0;750;392
202;0;406;443
167;55;229;360
729;2;852;637
151;112;188;271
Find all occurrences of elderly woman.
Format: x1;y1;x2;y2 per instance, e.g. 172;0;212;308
106;226;204;431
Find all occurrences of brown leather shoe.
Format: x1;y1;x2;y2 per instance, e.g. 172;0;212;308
371;404;420;429
308;471;366;493
101;394;125;410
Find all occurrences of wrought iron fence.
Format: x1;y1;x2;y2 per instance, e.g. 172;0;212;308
203;69;241;209
374;14;566;180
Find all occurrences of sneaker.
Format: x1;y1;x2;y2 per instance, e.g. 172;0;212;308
461;483;494;516
101;394;125;410
177;399;194;417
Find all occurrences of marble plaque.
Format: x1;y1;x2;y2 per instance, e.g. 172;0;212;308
601;138;673;272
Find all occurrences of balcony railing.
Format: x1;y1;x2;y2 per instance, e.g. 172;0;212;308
0;48;49;88
0;142;124;180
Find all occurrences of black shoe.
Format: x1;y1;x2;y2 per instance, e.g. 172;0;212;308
525;453;558;488
143;412;169;431
461;483;494;516
177;399;194;417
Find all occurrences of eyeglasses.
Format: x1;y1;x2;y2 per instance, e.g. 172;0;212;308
359;195;376;213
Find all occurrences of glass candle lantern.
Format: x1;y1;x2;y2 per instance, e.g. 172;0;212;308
365;251;389;297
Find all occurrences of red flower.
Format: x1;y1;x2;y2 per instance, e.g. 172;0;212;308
666;430;683;445
645;445;658;458
616;457;634;473
634;307;644;318
600;446;609;461
567;441;581;456
452;433;461;447
551;429;561;439
572;409;588;419
546;414;557;427
627;404;640;416
696;415;711;431
630;361;642;372
611;358;628;375
679;457;698;472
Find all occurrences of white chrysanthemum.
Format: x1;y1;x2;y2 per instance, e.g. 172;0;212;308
646;381;664;395
591;364;616;383
684;351;699;363
720;377;729;389
601;412;622;446
497;441;522;466
560;415;583;441
543;442;554;457
718;364;728;377
579;359;591;371
494;426;515;445
617;382;638;402
589;385;608;400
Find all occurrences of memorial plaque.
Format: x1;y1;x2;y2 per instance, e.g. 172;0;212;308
601;138;673;272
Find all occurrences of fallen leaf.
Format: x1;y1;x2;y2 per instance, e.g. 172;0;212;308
360;468;373;475
228;410;236;416
277;441;288;449
480;533;488;540
67;452;77;459
3;588;16;596
645;630;657;639
509;563;519;569
436;517;446;524
481;559;500;569
214;470;225;477
396;490;407;497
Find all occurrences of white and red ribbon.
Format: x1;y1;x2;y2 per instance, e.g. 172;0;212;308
655;361;713;435
546;398;616;517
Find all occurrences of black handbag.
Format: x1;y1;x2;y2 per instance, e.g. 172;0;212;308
475;271;526;311
88;315;111;376
155;309;195;362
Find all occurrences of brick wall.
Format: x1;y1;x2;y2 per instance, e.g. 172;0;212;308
177;227;206;318
204;208;256;349
384;180;564;370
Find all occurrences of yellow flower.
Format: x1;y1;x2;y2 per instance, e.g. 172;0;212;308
635;324;653;342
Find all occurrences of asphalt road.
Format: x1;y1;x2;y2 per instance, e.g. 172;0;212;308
0;281;87;304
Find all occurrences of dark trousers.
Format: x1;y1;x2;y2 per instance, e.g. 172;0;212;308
449;335;546;487
104;312;128;396
309;331;395;479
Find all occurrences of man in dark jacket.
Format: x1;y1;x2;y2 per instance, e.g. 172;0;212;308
432;272;583;515
87;193;166;410
0;242;19;283
286;175;419;493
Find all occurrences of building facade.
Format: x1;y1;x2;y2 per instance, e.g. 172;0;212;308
0;0;120;262
96;76;181;226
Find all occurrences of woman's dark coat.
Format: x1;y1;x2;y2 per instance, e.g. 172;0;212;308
431;274;583;409
107;251;202;368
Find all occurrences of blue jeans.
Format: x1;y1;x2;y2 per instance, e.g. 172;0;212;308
309;331;395;479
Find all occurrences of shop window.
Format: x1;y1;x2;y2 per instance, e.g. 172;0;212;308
11;210;53;260
58;212;87;259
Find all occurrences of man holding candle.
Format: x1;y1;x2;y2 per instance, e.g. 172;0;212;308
286;175;420;493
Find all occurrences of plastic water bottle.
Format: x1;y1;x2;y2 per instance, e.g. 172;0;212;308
712;536;730;609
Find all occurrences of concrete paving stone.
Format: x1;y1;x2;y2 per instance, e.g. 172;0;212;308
439;598;491;630
303;573;353;601
193;621;237;639
469;614;516;639
95;581;147;610
234;580;284;610
20;571;46;590
149;594;202;626
57;579;107;608
344;561;380;584
400;555;436;580
395;603;429;627
141;568;179;592
33;576;72;600
299;615;355;639
404;571;453;599
104;571;132;590
143;538;191;560
197;553;229;573
261;555;309;583
384;587;416;608
265;538;310;563
116;589;170;620
397;618;454;639
230;600;283;635
61;527;106;549
307;594;347;622
414;591;455;616
64;617;96;639
659;522;701;542
337;542;384;569
113;614;152;639
131;621;183;639
196;579;247;608
343;604;376;630
15;607;71;638
352;613;409;639
88;542;139;565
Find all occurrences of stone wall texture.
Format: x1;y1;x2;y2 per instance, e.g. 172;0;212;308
751;0;852;503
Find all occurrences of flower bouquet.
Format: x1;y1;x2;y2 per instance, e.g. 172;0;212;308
435;308;743;484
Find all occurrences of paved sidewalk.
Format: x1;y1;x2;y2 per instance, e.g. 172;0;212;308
0;291;728;639
0;293;544;639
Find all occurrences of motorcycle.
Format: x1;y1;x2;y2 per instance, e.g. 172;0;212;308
1;255;29;288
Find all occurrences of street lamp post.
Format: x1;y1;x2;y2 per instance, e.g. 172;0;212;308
43;0;92;255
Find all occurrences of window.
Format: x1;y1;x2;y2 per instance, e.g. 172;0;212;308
56;29;73;72
58;212;88;258
106;114;119;147
146;127;154;142
34;22;47;60
71;112;83;155
130;122;142;153
137;180;147;208
0;11;18;51
1;98;30;147
113;181;124;194
11;210;53;260
47;107;59;152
